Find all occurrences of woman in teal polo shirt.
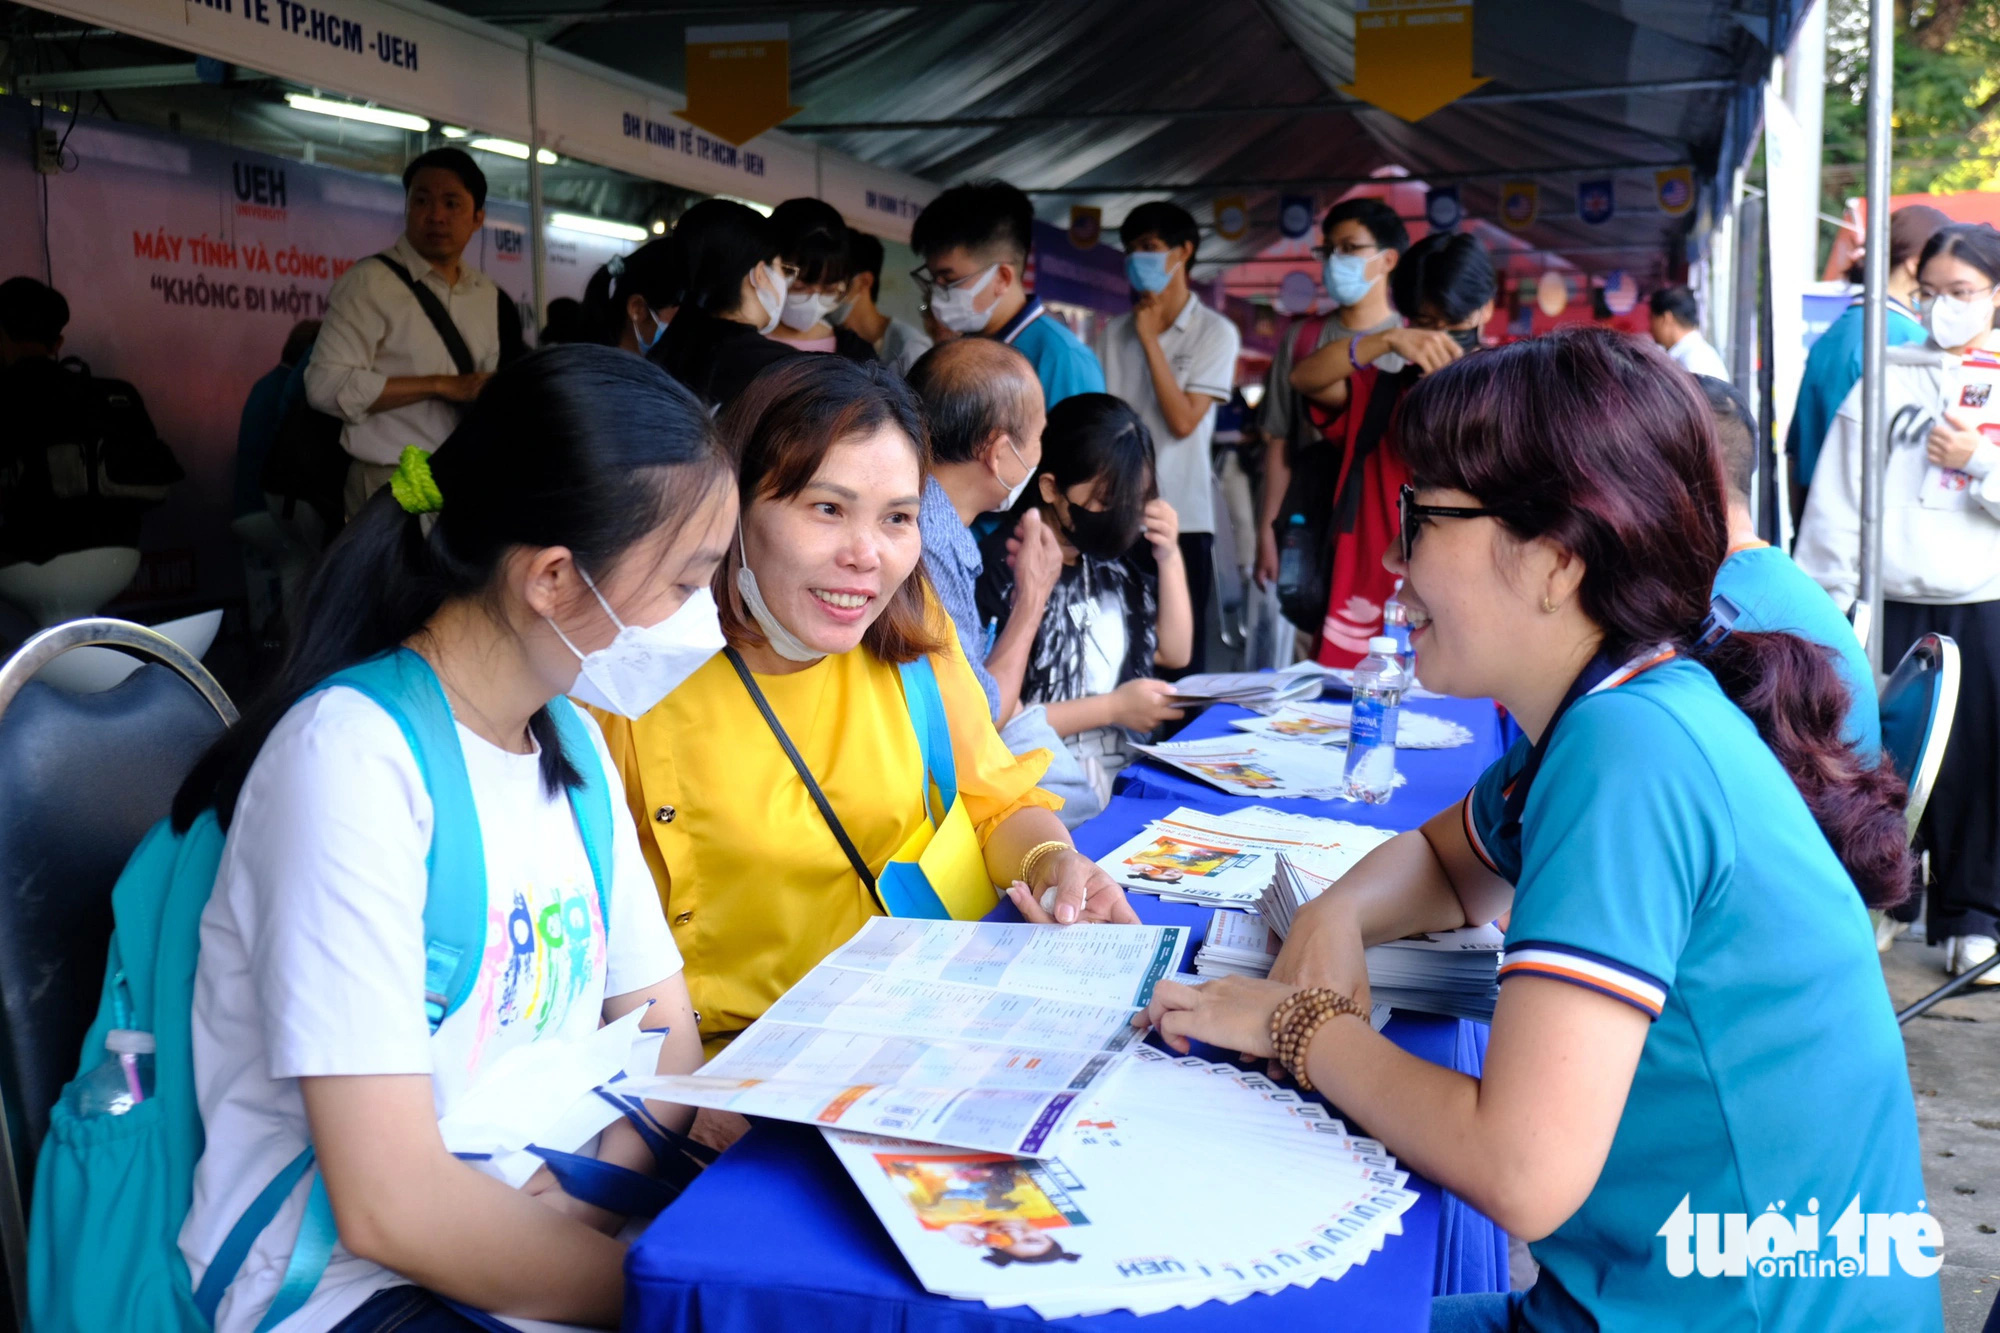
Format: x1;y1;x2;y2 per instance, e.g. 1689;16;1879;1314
1139;328;1940;1332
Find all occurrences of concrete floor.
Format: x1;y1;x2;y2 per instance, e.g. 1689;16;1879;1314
1507;933;2000;1330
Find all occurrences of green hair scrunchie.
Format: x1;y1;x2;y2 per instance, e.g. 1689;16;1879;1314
388;445;443;516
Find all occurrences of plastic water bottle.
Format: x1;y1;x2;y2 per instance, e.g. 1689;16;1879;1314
1275;513;1311;604
1343;636;1407;804
68;1029;155;1118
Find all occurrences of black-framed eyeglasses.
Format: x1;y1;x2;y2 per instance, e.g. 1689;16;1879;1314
1399;483;1498;561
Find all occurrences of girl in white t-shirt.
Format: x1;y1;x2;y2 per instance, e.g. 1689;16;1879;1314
172;345;739;1332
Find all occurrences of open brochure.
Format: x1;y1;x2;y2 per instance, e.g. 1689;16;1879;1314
1094;805;1395;907
1229;701;1475;750
824;1043;1419;1317
616;919;1187;1156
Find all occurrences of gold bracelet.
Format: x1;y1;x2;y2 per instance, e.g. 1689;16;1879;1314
1016;839;1071;888
1267;987;1368;1094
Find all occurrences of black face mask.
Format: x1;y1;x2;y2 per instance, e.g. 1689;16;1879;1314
1447;326;1482;353
1062;503;1143;559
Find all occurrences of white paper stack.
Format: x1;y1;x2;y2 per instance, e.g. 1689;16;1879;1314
616;918;1186;1155
1210;889;1504;1024
824;1042;1419;1317
1229;702;1475;750
1095;806;1397;906
1134;735;1409;801
1166;669;1324;709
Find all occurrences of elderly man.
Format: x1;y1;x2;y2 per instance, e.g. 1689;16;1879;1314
907;337;1102;824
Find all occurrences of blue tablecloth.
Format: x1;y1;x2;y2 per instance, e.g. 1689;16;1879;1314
1120;692;1510;824
624;693;1517;1330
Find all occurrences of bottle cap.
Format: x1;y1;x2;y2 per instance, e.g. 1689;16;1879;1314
1368;636;1399;656
106;1028;156;1055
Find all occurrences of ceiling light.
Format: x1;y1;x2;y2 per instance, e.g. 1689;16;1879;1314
549;212;650;243
284;93;429;133
651;220;667;235
440;125;470;139
470;137;557;164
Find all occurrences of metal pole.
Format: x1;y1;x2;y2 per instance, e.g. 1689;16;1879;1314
1860;0;1893;675
526;38;548;335
1732;193;1762;407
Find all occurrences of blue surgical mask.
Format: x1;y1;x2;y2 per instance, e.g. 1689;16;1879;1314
632;308;671;353
1323;253;1374;307
1126;250;1179;294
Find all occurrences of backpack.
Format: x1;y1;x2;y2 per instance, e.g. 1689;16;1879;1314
27;649;616;1333
1272;318;1345;633
260;257;526;534
41;359;186;504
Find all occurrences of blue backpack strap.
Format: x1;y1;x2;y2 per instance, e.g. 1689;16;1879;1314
897;656;957;825
545;695;613;930
307;649;487;1029
251;1175;337;1333
193;1146;316;1323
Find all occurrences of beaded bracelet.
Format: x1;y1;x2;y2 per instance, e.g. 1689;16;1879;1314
1017;839;1071;890
1268;987;1369;1093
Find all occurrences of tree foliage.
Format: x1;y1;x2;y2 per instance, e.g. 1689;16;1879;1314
1825;0;2000;193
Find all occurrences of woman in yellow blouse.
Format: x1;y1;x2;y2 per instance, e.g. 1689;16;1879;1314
595;356;1136;1054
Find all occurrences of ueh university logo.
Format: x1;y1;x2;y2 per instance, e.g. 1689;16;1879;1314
1658;1197;1942;1279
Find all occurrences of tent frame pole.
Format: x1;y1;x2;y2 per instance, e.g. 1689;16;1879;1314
1859;0;1893;676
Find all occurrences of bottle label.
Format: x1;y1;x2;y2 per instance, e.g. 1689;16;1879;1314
1350;697;1386;748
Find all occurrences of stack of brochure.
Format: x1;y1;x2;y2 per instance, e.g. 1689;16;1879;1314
1095;806;1396;906
1134;734;1406;800
1166;670;1324;709
1196;901;1504;1023
618;918;1186;1155
1230;702;1476;750
825;1042;1419;1317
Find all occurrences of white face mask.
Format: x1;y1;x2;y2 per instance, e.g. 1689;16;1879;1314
549;573;724;718
989;435;1035;513
927;264;1000;334
752;263;787;335
1925;293;1994;351
779;289;840;332
733;531;823;662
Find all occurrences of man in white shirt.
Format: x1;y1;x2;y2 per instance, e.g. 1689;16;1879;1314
306;147;518;518
1648;285;1730;379
1100;201;1242;674
838;231;931;375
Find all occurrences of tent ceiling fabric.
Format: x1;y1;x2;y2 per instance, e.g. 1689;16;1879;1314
453;0;1807;286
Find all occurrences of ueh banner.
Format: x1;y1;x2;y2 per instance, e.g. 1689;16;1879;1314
10;103;622;605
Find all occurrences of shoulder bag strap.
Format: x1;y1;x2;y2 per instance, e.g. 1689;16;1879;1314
725;647;879;897
373;253;478;376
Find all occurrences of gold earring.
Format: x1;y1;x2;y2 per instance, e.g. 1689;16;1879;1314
1542;595;1558;613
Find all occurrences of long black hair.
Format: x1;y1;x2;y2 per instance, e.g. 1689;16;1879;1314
1010;391;1157;542
675;198;779;314
1390;232;1496;326
581;236;687;346
174;344;731;830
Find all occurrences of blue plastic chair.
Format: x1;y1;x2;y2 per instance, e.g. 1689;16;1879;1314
1874;634;1990;1025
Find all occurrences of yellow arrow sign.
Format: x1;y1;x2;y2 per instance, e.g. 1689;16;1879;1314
682;22;803;147
1342;0;1488;123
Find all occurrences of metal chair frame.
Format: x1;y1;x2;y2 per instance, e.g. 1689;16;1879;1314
1892;634;1959;843
0;619;236;1331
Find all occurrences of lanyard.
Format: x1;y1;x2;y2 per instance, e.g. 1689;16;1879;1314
1497;646;1675;840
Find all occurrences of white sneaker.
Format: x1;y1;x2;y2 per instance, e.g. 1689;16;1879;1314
1871;911;1908;953
1944;935;2000;985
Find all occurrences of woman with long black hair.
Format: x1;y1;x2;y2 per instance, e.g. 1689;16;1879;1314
579;236;686;354
174;345;736;1331
1141;328;1938;1331
651;199;799;408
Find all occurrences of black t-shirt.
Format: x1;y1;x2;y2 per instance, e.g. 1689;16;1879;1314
650;307;802;409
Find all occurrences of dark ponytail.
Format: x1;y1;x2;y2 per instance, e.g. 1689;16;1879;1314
1396;326;1913;908
173;343;730;831
581;236;687;346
